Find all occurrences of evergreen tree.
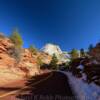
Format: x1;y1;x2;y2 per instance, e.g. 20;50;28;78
49;54;58;70
70;49;79;59
37;56;43;67
80;48;85;57
9;29;23;64
88;44;93;52
9;29;23;48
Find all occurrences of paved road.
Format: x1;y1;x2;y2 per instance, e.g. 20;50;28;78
0;72;76;100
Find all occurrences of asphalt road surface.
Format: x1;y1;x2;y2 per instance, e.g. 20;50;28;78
0;71;76;100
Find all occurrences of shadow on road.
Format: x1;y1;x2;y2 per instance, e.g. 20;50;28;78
0;87;21;91
16;72;76;100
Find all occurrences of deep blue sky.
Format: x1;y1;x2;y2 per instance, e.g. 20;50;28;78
0;0;100;51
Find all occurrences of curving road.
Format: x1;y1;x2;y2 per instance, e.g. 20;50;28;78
0;71;76;100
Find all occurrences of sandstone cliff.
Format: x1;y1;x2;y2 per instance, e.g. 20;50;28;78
0;35;51;86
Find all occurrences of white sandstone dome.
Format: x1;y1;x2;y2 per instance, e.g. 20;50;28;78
41;43;70;63
41;43;62;56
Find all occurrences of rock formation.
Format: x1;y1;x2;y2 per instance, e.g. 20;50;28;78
0;35;51;85
41;43;70;63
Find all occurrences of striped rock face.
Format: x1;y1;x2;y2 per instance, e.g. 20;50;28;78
0;36;40;85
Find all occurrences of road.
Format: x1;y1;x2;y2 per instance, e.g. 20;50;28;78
0;71;76;100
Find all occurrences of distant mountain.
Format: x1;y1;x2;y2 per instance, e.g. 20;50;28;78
41;43;62;55
41;43;70;63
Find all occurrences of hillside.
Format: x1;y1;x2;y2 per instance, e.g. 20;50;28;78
0;34;51;86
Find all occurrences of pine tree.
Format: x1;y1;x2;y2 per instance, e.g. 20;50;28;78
70;49;79;59
88;44;93;52
49;54;58;70
9;29;23;48
9;29;23;64
80;48;85;57
37;56;43;67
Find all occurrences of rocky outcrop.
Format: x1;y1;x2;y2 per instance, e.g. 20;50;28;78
0;37;16;68
0;36;52;80
18;49;39;76
0;37;14;54
0;36;41;85
37;52;52;64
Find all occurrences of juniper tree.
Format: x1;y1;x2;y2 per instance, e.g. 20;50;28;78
88;44;93;52
80;48;85;57
9;29;23;64
29;45;37;55
70;49;79;59
49;54;58;70
9;29;23;48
